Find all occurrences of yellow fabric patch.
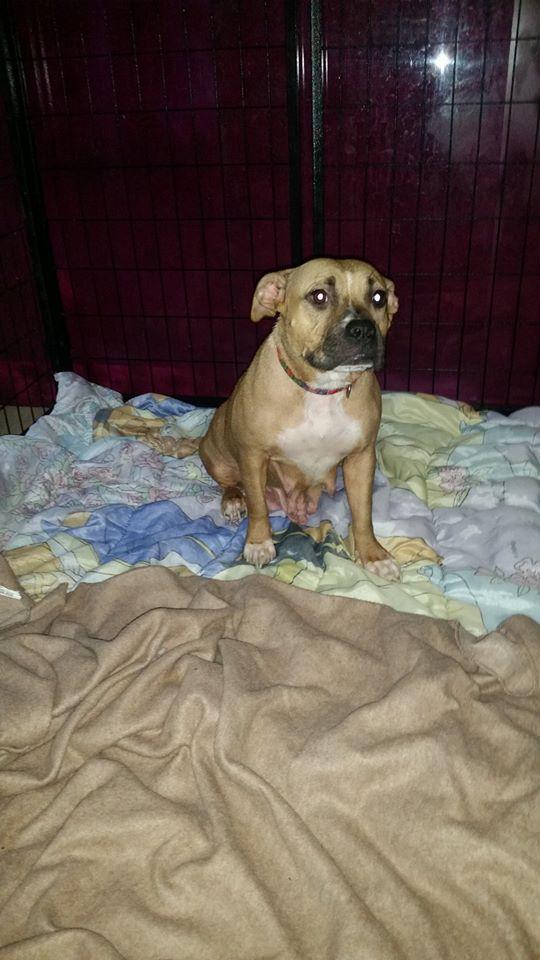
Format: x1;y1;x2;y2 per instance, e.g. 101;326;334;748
378;536;441;566
6;542;60;577
415;392;482;422
94;406;198;458
63;511;91;527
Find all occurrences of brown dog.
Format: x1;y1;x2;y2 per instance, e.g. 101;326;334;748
199;257;400;580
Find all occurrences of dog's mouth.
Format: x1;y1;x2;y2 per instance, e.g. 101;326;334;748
333;362;374;372
305;315;385;372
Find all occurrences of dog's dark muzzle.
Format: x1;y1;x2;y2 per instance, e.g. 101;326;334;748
305;311;385;371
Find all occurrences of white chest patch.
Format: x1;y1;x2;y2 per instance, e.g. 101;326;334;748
276;393;362;482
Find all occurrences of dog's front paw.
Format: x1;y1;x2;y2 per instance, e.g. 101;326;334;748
365;557;400;582
243;538;276;567
355;537;400;582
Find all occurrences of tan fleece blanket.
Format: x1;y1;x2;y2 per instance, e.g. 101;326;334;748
0;558;539;960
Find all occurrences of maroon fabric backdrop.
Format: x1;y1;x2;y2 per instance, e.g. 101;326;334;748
0;95;54;409
321;0;539;404
1;0;539;407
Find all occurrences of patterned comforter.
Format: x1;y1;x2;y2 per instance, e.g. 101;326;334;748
1;373;539;635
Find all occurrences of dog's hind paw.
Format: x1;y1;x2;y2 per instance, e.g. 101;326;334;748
243;538;276;567
365;557;401;582
223;498;247;523
222;487;247;524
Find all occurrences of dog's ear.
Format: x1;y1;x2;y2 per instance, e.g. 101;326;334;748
384;276;399;326
251;269;292;322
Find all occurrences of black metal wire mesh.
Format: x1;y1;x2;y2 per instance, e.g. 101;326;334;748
0;0;538;432
0;92;54;433
9;0;291;403
320;0;540;405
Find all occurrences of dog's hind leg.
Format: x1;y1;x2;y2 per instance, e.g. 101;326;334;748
199;429;247;523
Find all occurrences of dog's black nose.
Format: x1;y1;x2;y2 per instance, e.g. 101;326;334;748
345;317;376;343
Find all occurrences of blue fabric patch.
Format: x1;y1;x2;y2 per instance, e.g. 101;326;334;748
43;502;289;577
130;394;202;417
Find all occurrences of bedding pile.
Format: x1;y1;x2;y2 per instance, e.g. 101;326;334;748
0;562;539;959
0;372;539;634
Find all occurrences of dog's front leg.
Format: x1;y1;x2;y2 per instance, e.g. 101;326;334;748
343;446;400;581
238;448;276;567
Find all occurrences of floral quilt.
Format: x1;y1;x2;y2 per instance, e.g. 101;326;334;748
1;373;538;635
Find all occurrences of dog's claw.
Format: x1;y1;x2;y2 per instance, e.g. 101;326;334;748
243;539;276;567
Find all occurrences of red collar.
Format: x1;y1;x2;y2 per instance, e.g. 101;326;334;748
276;346;351;397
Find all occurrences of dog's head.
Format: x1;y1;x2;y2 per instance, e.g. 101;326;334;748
251;258;398;372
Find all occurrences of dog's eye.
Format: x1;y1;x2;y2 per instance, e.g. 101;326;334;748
372;290;387;308
309;289;328;306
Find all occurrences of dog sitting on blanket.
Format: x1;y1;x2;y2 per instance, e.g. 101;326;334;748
196;257;400;581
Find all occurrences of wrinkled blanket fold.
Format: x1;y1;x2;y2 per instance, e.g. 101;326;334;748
0;560;539;959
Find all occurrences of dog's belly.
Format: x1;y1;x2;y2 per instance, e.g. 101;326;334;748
275;394;362;483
